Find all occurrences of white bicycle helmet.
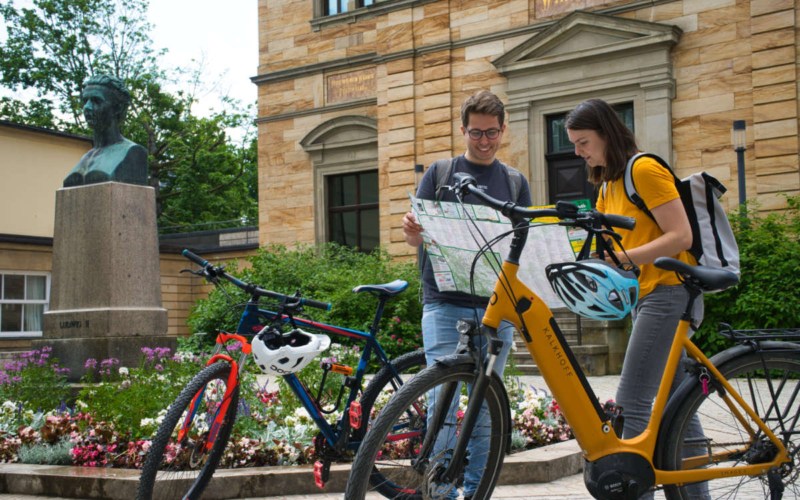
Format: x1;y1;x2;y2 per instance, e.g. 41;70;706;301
251;328;331;376
545;259;639;321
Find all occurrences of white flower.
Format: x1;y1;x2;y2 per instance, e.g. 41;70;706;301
141;418;155;427
119;367;129;376
75;400;88;409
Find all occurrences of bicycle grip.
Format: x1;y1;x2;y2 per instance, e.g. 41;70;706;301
182;249;208;267
302;298;333;312
602;213;636;231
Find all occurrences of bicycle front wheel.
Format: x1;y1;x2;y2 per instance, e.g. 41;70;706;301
137;362;240;500
346;362;509;500
660;350;800;499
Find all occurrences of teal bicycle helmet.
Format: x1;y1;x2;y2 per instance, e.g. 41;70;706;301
545;260;639;321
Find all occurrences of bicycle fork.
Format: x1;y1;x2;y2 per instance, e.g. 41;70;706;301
179;333;250;449
414;324;504;489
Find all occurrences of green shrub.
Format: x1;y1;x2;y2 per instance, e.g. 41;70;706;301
693;195;800;357
18;436;74;465
187;243;423;362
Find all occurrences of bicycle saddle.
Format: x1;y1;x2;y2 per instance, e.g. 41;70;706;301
352;279;408;297
654;257;739;292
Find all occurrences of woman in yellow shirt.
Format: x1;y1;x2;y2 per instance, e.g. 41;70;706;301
565;99;709;499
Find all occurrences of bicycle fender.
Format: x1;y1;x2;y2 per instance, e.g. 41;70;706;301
654;341;797;467
433;353;476;367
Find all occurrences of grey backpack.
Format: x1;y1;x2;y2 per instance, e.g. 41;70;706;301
603;153;740;282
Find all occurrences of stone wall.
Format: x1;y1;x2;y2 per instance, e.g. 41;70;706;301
256;0;800;258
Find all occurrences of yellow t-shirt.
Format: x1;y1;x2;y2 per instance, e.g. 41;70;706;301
596;156;696;299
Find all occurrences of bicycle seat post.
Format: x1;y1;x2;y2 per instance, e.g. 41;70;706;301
368;294;390;335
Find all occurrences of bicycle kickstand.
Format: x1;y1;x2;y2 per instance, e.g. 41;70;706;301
768;467;784;500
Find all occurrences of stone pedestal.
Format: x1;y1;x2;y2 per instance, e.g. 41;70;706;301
35;182;174;381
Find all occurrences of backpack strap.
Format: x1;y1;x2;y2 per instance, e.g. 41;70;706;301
433;158;454;201
621;153;677;222
501;162;524;202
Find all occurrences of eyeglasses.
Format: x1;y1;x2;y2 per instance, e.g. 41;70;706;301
465;128;501;140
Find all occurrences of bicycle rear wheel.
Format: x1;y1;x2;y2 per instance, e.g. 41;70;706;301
356;349;428;442
346;362;509;500
137;362;239;500
660;350;800;499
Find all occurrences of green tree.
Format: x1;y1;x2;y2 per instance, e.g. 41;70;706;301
0;0;257;226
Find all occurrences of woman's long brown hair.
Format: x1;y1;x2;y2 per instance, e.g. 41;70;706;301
565;99;639;185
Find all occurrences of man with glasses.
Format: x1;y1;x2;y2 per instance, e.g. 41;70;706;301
402;90;532;500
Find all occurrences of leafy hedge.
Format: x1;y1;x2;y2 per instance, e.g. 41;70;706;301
187;243;424;358
693;195;800;356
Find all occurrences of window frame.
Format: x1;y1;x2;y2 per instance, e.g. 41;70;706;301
310;0;439;32
322;0;374;17
326;170;380;252
0;270;50;338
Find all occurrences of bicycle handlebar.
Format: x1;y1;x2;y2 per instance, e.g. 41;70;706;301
452;172;635;231
181;249;333;312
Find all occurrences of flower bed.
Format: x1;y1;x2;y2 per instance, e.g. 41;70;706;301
0;345;573;468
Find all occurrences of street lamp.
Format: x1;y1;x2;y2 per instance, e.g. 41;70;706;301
732;120;747;214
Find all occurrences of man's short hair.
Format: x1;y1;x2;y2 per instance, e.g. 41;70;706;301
83;74;131;121
460;91;505;128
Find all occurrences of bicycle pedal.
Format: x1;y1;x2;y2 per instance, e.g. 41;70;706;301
349;401;363;429
314;460;331;489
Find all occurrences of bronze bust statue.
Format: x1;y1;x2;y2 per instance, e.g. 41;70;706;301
63;75;147;187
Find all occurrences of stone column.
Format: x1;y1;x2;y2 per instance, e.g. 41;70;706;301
35;182;173;381
750;1;800;210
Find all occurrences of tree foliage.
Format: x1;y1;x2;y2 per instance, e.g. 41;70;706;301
0;0;257;226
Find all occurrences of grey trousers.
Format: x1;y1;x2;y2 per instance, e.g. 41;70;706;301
616;285;710;499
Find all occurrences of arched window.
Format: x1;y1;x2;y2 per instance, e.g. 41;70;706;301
301;115;379;251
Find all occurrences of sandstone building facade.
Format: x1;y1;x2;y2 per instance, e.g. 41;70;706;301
255;0;800;259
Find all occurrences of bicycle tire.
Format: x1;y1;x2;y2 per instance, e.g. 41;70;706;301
137;362;240;500
346;361;509;500
355;349;428;442
660;350;800;499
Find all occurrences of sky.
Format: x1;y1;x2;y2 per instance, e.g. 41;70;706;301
147;0;259;120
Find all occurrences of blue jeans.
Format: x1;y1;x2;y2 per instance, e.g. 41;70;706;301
421;302;514;498
616;285;709;500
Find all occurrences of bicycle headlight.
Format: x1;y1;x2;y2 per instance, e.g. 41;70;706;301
456;319;473;335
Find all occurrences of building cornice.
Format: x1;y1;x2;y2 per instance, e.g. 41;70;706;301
0;120;92;144
255;98;377;124
252;0;676;87
0;234;54;246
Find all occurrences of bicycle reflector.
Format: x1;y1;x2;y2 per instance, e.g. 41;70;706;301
349;401;362;430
